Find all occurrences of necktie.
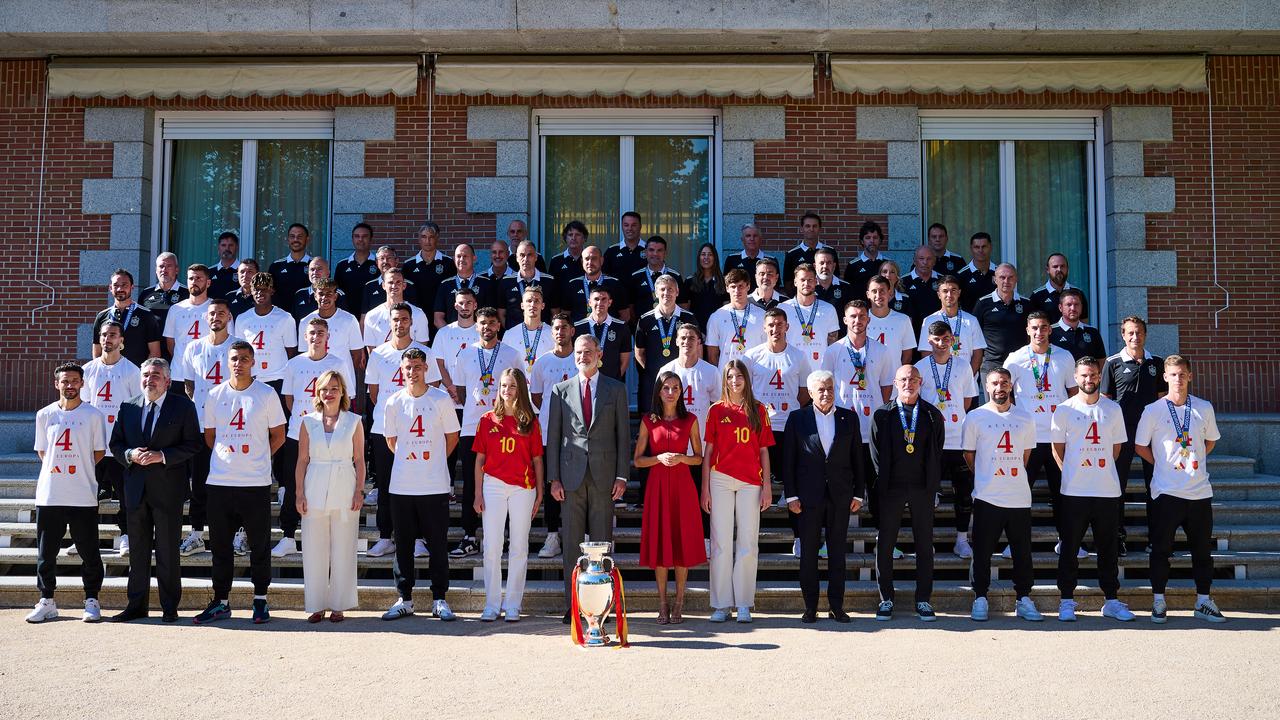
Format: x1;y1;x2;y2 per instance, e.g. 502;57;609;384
142;401;156;446
581;379;592;429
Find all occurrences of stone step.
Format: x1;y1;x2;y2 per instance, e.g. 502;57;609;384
0;454;40;478
0;413;33;455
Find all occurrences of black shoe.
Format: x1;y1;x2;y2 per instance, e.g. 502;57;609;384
1118;541;1129;557
162;611;179;623
193;600;230;625
562;611;572;625
801;610;817;624
828;609;852;623
111;608;148;623
449;538;479;558
252;598;270;624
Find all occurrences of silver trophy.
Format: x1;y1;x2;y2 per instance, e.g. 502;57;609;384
575;541;615;647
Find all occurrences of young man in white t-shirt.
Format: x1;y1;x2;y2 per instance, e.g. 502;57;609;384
297;279;365;389
780;263;839;366
1051;355;1131;622
362;267;430;350
961;367;1039;622
232;272;298;392
380;348;461;622
916;275;986;375
501;285;555;378
528;312;580;559
193;341;286;625
1135;354;1225;624
915;320;980;558
81;321;141;548
28;363;108;624
705;268;766;369
164;264;227;372
865;275;915;366
658;322;720;541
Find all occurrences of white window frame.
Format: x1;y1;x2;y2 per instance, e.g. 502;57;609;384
530;108;723;258
149;111;336;262
919;109;1109;333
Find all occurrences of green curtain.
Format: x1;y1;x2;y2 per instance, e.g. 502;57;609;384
1014;140;1089;301
924;140;1001;260
255;140;331;265
633;136;710;272
544;136;620;256
168;139;242;267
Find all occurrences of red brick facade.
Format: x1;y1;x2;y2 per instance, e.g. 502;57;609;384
1;56;1275;411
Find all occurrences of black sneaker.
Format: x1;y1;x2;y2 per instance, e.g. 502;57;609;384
1117;541;1129;557
875;600;893;621
916;602;937;622
252;598;270;624
449;537;479;558
193;600;230;625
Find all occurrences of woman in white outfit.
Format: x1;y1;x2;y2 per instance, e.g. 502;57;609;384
296;369;365;623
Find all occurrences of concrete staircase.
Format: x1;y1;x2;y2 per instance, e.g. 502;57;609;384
2;410;1280;615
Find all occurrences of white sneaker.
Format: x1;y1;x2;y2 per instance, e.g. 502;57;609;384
480;608;500;622
1151;597;1168;624
792;539;801;558
414;539;429;558
367;538;396;557
66;542;79;556
432;599;457;621
892;547;905;560
1194;597;1227;623
1001;545;1012;559
1053;540;1088;559
117;534;130;556
708;608;730;623
25;598;57;623
1016;596;1044;622
538;532;562;558
504;609;521;623
364;488;379;505
1103;599;1135;622
954;537;973;559
735;606;752;623
271;537;298;558
179;532;205;557
818;542;828;559
971;597;989;622
82;598;102;623
232;528;248;556
381;598;414;621
1058;599;1078;622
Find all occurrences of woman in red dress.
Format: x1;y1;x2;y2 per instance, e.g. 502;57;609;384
635;371;707;624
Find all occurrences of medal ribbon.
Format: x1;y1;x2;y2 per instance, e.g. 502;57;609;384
1029;346;1051;394
477;346;499;391
947;312;962;353
1167;399;1192;447
897;401;919;447
929;356;953;403
845;339;867;389
656;312;676;355
796;299;818;340
521;324;543;369
729;305;750;346
114;302;138;329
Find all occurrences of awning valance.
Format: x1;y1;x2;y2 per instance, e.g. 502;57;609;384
831;55;1206;95
47;58;420;99
435;56;814;98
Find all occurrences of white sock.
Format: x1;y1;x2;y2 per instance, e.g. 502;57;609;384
1153;593;1165;603
955;531;968;542
1197;594;1211;605
401;599;414;607
254;595;266;601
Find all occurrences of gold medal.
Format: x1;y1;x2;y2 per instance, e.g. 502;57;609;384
905;443;915;454
1180;448;1190;458
662;348;671;357
481;386;490;396
938;401;946;410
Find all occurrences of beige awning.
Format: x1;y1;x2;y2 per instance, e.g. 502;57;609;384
47;58;420;99
435;56;813;98
831;55;1206;94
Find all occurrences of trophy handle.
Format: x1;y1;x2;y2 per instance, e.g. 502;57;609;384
601;557;614;573
577;556;590;573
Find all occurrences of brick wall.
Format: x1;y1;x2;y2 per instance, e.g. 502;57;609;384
0;57;1275;411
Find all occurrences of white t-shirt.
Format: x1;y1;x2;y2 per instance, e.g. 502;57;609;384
431;321;477;409
34;402;106;507
180;335;235;417
743;343;812;431
501;322;556;377
866;308;915;360
821;336;894;442
658;357;722;437
80;356;141;457
281;353;357;440
1052;395;1129;498
779;297;839;365
961;404;1037;509
915;309;988;358
706;304;767;369
915;355;980;450
298;308;363;379
530;350;580;445
1003;344;1078;443
366;341;442;435
452;343;524;436
202;380;286;488
233;306;297;382
383;386;460;495
1135;396;1221;501
362;301;430;348
164;297;229;374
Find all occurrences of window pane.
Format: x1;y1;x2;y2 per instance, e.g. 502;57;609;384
1014;140;1090;303
924;140;1001;261
254;140;331;265
634;136;710;272
543;136;620;256
168;140;242;267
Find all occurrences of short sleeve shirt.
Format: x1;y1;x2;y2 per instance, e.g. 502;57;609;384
1135;396;1221;501
452;343;525;436
704;401;775;486
34;402;106;507
705;304;767;369
282;353;357;440
821;337;895;442
233;307;298;382
779;297;840;365
383;386;460;495
915;355;980;450
203;380;287;488
1051;395;1129;497
1003;344;1078;443
472;412;544;489
80;356;141;457
743;344;812;432
961;404;1037;508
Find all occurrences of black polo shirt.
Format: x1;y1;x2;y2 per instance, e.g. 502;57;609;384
207;262;240;300
92;303;161;367
573;317;633;382
403;251;456;317
684;274;727;332
138;283;188;331
723;251;764;289
434;275;494;323
335;254;378;315
902;271;943;332
604;242;648;282
842;255;885;301
1100;350;1167;432
547;251;585;286
499;272;558;329
634;307;697;413
627;266;685;321
957;263;996;312
561;274;628;322
267;254;313;311
783;243;838;294
888;292;914;327
749;290;788;312
1027;281;1090;324
931;251;967;278
815;278;855;312
1050;320;1106;363
226;288;254;318
972;291;1030;370
477;267;516;308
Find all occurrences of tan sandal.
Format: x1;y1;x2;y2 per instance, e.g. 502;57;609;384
671;601;684;624
656;602;670;625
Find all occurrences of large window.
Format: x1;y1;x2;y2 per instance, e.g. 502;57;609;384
158;112;334;267
536;111;718;273
922;113;1102;320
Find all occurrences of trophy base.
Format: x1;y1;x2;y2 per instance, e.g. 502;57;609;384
584;628;611;647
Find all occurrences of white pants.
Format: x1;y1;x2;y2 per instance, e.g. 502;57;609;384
482;476;537;614
708;470;761;609
301;507;359;613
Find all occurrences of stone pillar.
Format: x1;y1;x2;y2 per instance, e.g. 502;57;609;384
721;105;786;253
465;106;531;242
855;106;921;268
332;107;397;259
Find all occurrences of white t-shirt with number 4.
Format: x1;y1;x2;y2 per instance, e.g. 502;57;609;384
706;304;766;369
779;297;839;365
202;380;287;488
502;322;556;377
164;298;232;377
233;306;297;382
530;351;580;445
431;322;477;409
961;404;1037;509
743;343;812;432
915;309;987;357
298;309;363;380
383;386;460;495
866;309;915;360
914;355;979;450
362;302;430;348
180;335;235;418
821;337;895;442
452;343;524;436
1051;395;1129;497
1135;396;1221;501
80;356;141;458
34;402;107;507
281;353;357;440
366;341;442;435
1003;344;1077;443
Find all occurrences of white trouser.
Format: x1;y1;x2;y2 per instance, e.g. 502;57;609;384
482;476;537;614
301;507;359;613
708;470;761;610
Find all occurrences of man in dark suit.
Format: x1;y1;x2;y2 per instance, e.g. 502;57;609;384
108;358;204;622
783;370;864;623
546;334;632;622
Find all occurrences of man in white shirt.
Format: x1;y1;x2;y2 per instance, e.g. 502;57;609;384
81;322;140;545
706;268;766;368
380;348;461;622
194;341;286;625
298;278;365;389
916;275;986;375
865;275;915;366
780;263;839;366
529;312;580;559
164;263;226;374
27;362;107;624
177;298;235;551
961;367;1039;622
659;323;722;435
1051;356;1132;622
501;285;555;378
1135;354;1225;624
233;272;298;393
363;267;430;350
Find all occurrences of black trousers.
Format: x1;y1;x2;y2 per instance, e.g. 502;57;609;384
1058;495;1121;600
1025;442;1062;531
770;443;800;539
35;505;103;600
970;499;1033;599
799;496;851;613
207;484;272;599
1116;438;1154;542
942;449;974;533
541;442;562;533
1149;494;1215;595
189;446;211;531
391;493;450;601
876;486;935;603
370;432;395;539
276;438;300;539
460;435;480;537
95;457;125;533
125;495;184;613
859;442;879;527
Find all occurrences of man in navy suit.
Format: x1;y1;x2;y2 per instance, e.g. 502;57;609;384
108;358;204;622
783;370;865;623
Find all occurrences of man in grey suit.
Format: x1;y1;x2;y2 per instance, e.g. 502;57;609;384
546;334;631;622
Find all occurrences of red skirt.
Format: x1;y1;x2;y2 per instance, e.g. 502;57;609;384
639;464;708;569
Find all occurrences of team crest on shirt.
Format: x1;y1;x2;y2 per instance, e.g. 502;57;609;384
607;330;616;341
1148;365;1157;376
130;316;139;327
168;291;181;303
435;265;444;274
1014;303;1024;313
833;289;843;300
1083;333;1092;343
369;266;377;274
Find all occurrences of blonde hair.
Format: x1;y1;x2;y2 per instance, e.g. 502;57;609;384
311;370;351;413
491;367;536;435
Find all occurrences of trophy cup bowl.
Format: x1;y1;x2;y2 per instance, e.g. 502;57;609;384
576;541;615;646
